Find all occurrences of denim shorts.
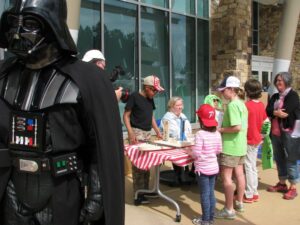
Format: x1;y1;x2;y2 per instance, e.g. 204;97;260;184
219;153;245;167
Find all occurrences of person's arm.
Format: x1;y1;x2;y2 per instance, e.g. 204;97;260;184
152;116;162;139
282;90;300;115
216;132;223;154
266;94;276;118
114;87;123;102
273;109;288;118
80;164;103;223
218;125;241;133
123;110;137;144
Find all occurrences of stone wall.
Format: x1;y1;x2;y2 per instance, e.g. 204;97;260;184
259;4;282;57
211;1;300;91
210;0;252;89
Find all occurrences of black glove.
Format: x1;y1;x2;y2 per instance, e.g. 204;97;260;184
80;164;104;223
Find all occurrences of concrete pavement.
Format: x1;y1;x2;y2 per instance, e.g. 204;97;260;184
125;160;300;225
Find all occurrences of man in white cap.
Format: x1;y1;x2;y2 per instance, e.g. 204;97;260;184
82;49;123;101
123;75;164;204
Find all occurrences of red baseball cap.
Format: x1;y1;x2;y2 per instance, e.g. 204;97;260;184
143;75;165;92
196;104;218;127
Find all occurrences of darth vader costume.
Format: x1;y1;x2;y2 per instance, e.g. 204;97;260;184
0;0;124;225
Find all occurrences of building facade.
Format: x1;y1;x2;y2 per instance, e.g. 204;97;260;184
1;0;300;124
210;0;300;94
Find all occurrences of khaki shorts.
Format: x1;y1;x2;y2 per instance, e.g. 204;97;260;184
219;153;245;167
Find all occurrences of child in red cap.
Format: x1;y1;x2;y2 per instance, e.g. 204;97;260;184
190;104;222;225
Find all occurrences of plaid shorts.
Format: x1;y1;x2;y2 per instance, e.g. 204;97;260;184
132;127;152;141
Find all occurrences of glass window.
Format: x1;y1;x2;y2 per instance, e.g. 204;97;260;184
197;20;209;109
78;0;101;57
251;70;259;80
253;45;258;55
141;6;169;119
104;1;138;117
172;0;195;15
77;0;210;125
262;71;270;90
172;14;196;122
0;1;5;60
0;0;14;60
1;0;11;10
198;0;209;18
0;1;5;13
141;0;167;8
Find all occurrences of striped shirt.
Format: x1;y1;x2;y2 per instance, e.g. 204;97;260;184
191;130;222;175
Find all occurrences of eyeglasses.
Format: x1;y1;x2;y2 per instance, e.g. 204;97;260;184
147;86;158;93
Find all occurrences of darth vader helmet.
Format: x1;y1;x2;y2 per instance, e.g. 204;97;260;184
0;0;77;58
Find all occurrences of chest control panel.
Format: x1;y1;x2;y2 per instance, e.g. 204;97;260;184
52;153;80;177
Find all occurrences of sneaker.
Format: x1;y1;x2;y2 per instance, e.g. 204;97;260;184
214;208;236;220
267;182;288;193
134;195;150;205
243;195;254;203
143;193;159;198
283;188;298;200
192;218;202;225
253;194;259;202
192;218;211;225
234;200;245;212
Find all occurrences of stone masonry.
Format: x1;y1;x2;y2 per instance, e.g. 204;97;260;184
211;1;300;91
211;0;252;90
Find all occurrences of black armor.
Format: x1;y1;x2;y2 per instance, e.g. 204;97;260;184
0;1;124;225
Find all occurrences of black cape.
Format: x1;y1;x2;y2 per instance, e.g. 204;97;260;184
0;57;125;225
58;57;125;225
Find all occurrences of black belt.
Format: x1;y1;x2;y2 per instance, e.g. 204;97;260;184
12;152;81;177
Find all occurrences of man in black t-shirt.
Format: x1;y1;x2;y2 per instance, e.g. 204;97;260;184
123;75;164;204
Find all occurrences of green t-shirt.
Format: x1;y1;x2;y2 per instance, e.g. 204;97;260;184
222;99;248;156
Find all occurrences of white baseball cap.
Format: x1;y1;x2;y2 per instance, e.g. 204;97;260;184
143;75;165;92
82;49;105;62
217;76;240;91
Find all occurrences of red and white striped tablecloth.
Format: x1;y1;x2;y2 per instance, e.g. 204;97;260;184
124;144;194;170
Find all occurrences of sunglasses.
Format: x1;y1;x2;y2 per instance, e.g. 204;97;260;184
147;86;158;93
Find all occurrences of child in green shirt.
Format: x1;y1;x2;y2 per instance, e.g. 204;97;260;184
214;76;248;220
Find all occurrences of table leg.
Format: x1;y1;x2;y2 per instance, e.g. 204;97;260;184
134;165;181;222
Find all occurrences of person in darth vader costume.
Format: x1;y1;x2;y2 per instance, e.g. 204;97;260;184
0;0;124;225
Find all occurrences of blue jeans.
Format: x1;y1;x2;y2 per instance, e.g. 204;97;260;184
196;173;217;222
271;134;300;184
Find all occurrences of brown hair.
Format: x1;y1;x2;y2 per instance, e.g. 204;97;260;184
244;79;262;99
198;117;217;132
229;87;245;100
